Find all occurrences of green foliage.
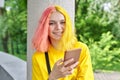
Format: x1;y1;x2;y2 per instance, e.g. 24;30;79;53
79;32;120;71
75;0;120;71
89;32;120;71
111;18;120;40
75;0;120;41
0;0;27;59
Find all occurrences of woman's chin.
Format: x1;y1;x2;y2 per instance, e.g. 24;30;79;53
52;36;62;41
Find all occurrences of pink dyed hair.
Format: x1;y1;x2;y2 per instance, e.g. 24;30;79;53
32;6;55;52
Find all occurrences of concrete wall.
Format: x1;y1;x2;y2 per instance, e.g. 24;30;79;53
27;0;75;80
0;65;14;80
0;0;4;8
0;52;26;80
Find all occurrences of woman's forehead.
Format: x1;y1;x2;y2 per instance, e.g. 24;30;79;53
49;11;65;20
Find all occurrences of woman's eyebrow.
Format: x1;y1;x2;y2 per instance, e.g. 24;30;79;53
49;19;65;22
61;19;65;21
49;20;55;22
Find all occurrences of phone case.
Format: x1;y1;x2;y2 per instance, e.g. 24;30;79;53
64;48;81;66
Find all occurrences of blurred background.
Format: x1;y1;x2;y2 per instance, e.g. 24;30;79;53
75;0;120;72
0;0;27;61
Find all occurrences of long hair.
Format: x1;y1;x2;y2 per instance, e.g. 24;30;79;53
55;5;77;51
32;5;77;52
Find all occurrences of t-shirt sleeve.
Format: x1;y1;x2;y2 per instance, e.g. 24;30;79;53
76;43;94;80
32;53;43;80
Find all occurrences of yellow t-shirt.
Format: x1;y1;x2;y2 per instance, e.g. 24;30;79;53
32;42;94;80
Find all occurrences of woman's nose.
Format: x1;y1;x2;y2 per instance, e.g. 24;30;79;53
56;23;62;30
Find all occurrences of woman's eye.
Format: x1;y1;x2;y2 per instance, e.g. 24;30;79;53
61;21;65;25
49;23;54;25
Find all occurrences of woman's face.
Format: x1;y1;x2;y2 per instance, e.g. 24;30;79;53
48;11;65;41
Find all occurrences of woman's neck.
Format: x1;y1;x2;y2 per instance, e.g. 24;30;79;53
49;38;60;49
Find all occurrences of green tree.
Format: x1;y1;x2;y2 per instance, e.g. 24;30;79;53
0;0;27;60
88;32;120;71
75;0;120;41
75;0;120;71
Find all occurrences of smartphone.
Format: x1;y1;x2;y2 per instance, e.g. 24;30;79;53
64;48;82;66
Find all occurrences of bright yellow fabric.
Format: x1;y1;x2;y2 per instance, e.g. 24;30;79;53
32;42;94;80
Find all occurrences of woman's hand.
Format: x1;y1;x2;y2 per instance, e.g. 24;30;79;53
48;58;79;80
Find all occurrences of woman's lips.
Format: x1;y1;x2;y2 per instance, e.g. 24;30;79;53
53;32;62;36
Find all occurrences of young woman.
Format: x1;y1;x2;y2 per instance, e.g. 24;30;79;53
32;5;94;80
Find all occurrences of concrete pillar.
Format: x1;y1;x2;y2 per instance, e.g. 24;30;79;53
27;0;75;80
0;0;4;8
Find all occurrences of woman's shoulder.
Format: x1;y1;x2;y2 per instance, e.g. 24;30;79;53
74;41;88;49
74;41;90;58
32;51;44;59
